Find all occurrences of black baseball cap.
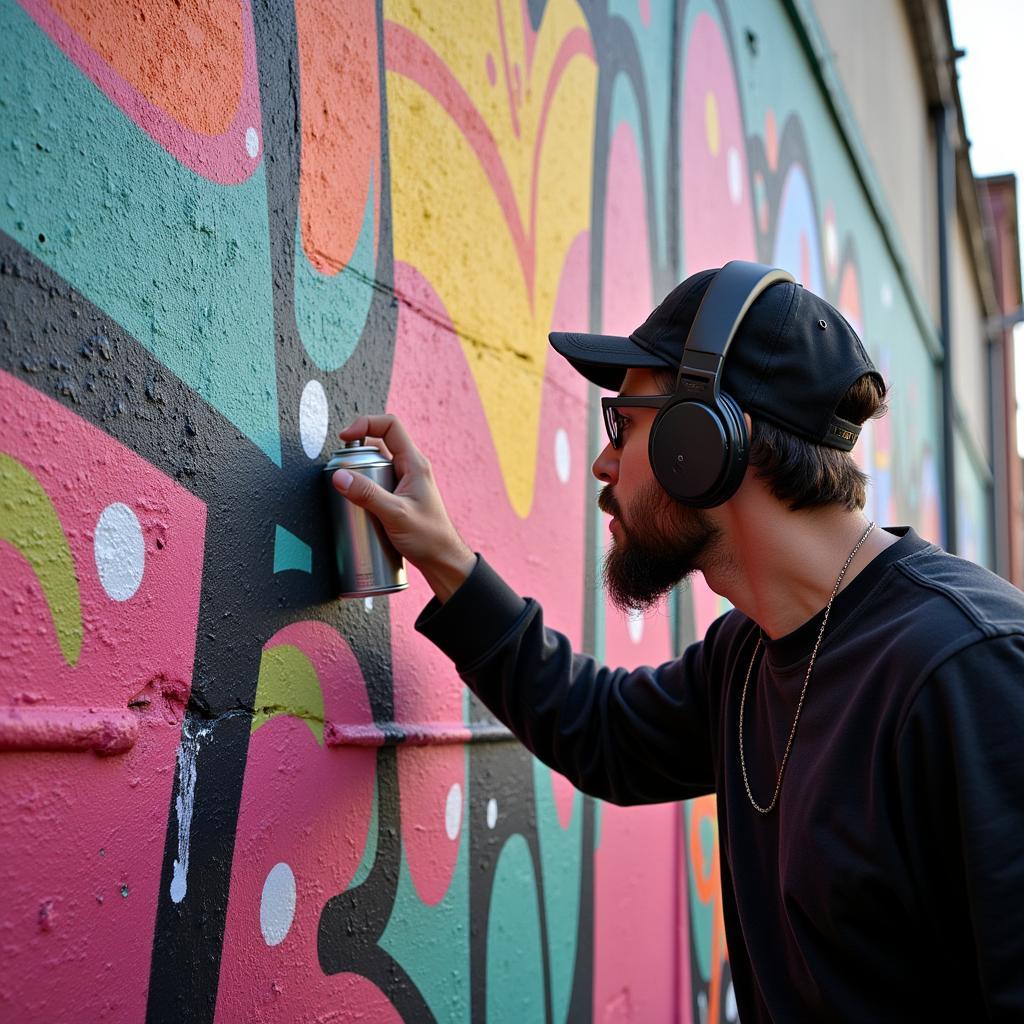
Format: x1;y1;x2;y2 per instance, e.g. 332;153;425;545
549;267;882;451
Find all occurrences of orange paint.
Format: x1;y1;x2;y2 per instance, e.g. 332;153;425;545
48;0;245;137
689;797;729;1023
295;0;380;274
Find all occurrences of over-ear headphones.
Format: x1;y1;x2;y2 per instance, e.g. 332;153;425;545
648;261;795;507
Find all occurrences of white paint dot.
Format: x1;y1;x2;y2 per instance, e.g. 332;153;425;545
824;219;838;273
94;503;145;601
260;862;296;947
445;783;462;840
486;798;498;829
880;281;894;309
727;147;743;205
245;127;260;159
363;597;374;613
627;607;644;644
554;428;571;484
299;380;329;459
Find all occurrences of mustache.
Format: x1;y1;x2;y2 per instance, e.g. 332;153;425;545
598;485;621;519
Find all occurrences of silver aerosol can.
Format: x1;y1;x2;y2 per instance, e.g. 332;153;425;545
324;441;408;597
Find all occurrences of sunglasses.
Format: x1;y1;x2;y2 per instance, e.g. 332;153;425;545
601;395;674;449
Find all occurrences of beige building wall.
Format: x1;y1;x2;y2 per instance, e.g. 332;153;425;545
951;216;990;463
812;0;939;319
814;0;995;490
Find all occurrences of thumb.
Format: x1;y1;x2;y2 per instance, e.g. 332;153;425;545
332;468;398;519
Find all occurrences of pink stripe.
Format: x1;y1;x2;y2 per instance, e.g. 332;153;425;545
495;0;522;138
529;26;594;281
17;0;262;184
385;19;594;304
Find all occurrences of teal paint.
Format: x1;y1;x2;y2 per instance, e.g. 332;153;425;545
685;801;714;981
348;777;378;890
273;525;312;574
0;2;280;465
378;752;470;1021
533;761;582;1024
485;834;546;1024
294;176;377;372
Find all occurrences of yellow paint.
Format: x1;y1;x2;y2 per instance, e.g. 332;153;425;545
0;452;82;666
386;0;597;515
704;91;719;156
252;643;325;744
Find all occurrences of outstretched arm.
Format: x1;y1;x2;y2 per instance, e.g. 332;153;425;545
333;413;717;804
332;413;476;602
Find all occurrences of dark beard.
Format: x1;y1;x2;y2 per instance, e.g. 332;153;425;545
599;482;718;612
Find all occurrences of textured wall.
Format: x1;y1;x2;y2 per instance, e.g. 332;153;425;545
0;1;950;1021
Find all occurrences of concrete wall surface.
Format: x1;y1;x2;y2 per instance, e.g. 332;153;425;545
0;1;960;1021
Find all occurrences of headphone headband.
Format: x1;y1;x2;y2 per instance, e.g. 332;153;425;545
654;261;796;508
675;262;795;395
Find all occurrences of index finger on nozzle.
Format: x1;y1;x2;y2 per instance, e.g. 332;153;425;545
340;414;417;459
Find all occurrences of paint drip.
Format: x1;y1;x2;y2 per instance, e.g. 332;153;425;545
169;714;215;903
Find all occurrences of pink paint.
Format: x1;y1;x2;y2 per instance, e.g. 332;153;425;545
549;770;578;829
838;258;863;335
19;0;263;184
597;118;676;669
496;0;522;137
519;0;539;75
0;371;205;1021
681;12;756;273
386;238;590;901
215;622;379;1022
593;802;691;1023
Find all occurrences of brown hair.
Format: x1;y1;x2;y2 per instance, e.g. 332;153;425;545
653;369;888;510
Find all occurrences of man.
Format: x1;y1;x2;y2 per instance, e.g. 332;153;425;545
331;265;1024;1020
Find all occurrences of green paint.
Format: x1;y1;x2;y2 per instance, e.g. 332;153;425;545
294;175;377;372
251;644;324;744
486;834;546;1024
379;746;470;1022
348;774;378;890
684;800;715;981
1;2;280;464
0;452;82;666
533;761;582;1024
273;525;312;574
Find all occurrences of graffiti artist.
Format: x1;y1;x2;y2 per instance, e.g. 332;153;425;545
331;261;1024;1020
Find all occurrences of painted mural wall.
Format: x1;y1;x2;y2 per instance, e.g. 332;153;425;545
0;0;951;1021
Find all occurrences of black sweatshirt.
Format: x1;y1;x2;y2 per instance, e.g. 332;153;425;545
416;528;1024;1021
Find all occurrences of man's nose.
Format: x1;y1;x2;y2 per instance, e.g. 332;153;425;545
592;441;619;485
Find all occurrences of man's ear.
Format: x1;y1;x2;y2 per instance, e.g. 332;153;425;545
743;412;753;435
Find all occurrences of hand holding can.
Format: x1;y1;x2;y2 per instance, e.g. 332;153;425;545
330;414;476;603
325;440;408;597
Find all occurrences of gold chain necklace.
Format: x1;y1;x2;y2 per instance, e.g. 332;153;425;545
738;520;876;814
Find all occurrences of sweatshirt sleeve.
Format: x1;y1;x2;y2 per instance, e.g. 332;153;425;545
895;634;1024;1016
416;555;716;805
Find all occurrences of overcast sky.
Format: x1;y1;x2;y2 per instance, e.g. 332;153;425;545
947;0;1024;453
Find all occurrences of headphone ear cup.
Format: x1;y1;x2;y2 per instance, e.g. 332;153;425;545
648;393;749;507
649;398;731;506
702;391;749;506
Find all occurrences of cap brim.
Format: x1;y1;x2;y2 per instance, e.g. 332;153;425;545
548;331;670;391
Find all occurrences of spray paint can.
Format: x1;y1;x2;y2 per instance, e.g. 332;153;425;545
324;441;408;598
